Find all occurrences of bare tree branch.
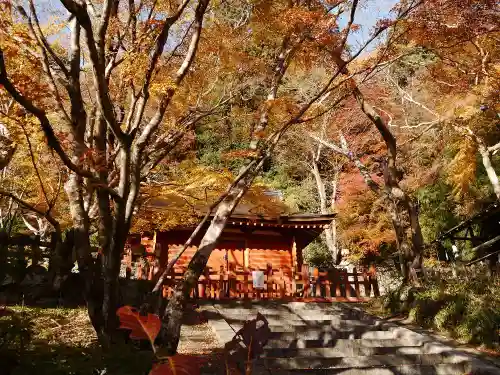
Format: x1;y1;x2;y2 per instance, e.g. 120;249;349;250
337;0;358;53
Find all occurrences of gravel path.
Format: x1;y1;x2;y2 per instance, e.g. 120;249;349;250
177;321;223;355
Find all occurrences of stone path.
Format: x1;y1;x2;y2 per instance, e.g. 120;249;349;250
203;301;500;374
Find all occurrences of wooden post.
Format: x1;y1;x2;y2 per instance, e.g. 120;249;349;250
279;268;285;299
229;265;236;299
199;269;206;299
31;236;41;266
242;270;247;299
353;268;360;298
244;247;249;269
362;269;371;297
324;273;332;298
333;269;340;298
344;269;351;298
137;262;143;280
301;264;309;298
370;265;380;297
313;268;321;297
291;236;298;276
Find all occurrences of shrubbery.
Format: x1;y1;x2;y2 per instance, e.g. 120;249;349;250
381;273;500;349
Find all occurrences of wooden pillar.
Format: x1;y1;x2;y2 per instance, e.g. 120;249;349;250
370;265;380;297
291;236;298;276
314;268;321;297
301;264;309;298
244;246;249;269
344;269;351;298
31;236;41;266
362;268;371;297
353;268;360;299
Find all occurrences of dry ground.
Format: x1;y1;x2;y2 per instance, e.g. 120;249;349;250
2;305;223;375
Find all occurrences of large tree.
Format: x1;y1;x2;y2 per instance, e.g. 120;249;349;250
0;0;214;344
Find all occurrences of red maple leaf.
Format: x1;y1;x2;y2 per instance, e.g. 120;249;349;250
116;306;161;346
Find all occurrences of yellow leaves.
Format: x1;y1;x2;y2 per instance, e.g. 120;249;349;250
119;51;150;84
132;161;287;232
156;0;183;13
267;96;300;125
446;139;477;201
150;79;177;97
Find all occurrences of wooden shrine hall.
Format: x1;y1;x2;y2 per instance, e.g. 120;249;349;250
124;212;380;301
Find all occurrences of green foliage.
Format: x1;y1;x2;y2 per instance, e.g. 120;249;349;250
262;164;318;213
303;239;333;269
389;48;437;86
381;275;500;348
416;181;459;242
196;125;250;173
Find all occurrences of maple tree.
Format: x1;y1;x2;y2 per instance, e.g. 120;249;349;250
0;0;216;344
397;0;500;201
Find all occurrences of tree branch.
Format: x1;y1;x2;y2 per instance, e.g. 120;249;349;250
0;189;60;232
337;0;358;53
60;0;126;144
26;0;70;78
129;0;194;133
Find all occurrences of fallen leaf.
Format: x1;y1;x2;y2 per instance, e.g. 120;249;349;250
116;305;161;345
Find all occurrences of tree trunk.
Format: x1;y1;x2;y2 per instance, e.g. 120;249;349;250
64;172;105;340
47;229;75;291
100;229;126;345
311;159;340;264
330;52;424;281
311;134;415;277
479;144;500;200
160;164;261;353
329;177;340;264
350;82;423;283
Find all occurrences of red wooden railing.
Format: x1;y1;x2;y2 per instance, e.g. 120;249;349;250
155;265;379;301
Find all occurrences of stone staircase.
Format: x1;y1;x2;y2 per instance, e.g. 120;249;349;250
203;301;500;375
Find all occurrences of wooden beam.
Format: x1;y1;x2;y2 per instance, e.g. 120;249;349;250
450;236;487;241
469;234;500;255
466;247;500;266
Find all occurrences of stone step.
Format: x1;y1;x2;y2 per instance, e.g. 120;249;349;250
217;313;360;321
262;342;458;357
226;319;392;330
221;316;378;327
250;363;499;375
267;329;397;341
255;353;475;370
211;326;405;346
265;338;408;349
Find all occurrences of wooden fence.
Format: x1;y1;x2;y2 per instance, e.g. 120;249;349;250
156;265;379;301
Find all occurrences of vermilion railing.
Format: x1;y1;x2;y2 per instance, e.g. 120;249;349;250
154;265;379;301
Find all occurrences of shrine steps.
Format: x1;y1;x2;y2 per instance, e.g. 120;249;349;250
204;302;500;375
